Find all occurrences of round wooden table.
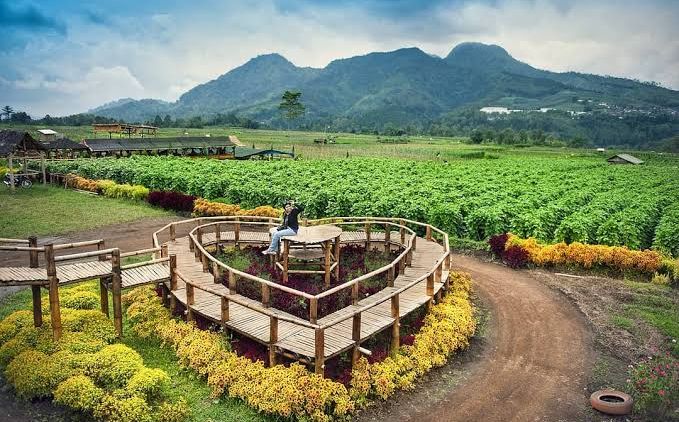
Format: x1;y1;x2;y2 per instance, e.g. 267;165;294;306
269;225;342;286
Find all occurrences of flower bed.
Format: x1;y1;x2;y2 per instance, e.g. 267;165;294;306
123;271;476;420
0;283;189;422
489;233;679;284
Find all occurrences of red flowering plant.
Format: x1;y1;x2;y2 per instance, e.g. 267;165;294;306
628;352;679;418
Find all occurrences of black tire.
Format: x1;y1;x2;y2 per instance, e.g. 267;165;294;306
21;179;32;188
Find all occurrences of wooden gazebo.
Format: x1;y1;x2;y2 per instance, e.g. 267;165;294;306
0;130;47;191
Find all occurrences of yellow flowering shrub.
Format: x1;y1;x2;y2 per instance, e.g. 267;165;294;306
54;375;105;412
125;368;170;401
63;174;149;200
192;198;281;218
94;391;154;422
125;286;353;421
86;344;144;388
506;234;665;275
349;271;476;404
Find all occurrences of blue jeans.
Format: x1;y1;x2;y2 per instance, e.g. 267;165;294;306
268;228;297;252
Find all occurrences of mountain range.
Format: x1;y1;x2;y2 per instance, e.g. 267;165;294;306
88;42;679;146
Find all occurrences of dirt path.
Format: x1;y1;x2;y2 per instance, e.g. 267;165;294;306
357;253;595;422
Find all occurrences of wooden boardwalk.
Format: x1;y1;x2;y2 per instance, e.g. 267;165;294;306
164;230;447;361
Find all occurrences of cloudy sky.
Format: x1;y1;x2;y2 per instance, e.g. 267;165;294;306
1;0;678;117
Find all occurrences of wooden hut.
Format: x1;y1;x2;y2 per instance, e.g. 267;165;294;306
607;154;644;165
0;130;47;191
41;138;89;159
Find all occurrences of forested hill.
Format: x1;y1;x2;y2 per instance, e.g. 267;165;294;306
88;42;679;148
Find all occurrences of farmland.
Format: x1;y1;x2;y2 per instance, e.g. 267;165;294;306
46;153;679;255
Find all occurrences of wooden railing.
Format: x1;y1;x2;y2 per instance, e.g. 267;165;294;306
154;216;451;374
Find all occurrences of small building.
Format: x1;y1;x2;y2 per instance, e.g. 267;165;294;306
607;154;644;165
596;147;606;153
37;129;58;141
234;147;295;160
41;138;89;158
0;130;48;190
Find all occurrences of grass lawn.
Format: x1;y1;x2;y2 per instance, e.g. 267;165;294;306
0;184;172;238
0;280;267;422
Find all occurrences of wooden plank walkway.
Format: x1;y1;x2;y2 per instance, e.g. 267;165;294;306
166;231;446;359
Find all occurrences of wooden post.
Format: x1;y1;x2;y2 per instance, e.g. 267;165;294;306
221;296;229;324
435;262;442;283
445;252;451;271
333;236;340;280
426;273;434;298
28;236;42;327
212;262;222;284
262;284;270;308
399;256;405;275
228;270;237;294
160;244;168;259
314;328;325;376
100;278;110;318
387;264;395;287
426;226;432;241
364;221;371;250
234;219;240;248
45;244;61;340
309;297;318;324
201;252;209;272
111;249;123;338
282;239;289;283
412;235;417;251
8;154;14;193
323;239;331;288
352;312;361;367
391;294;400;352
351;282;359;305
195;230;203;261
169;254;177;313
186;284;195;322
169;224;176;241
269;316;278;367
215;223;221;253
384;224;391;254
399;219;406;246
40;153;46;185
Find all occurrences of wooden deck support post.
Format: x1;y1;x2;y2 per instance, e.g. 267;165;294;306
262;284;270;308
98;240;107;261
387;264;395;287
323;239;331;288
399;219;406;246
100;278;110;318
8;154;14;193
435;261;442;283
161;244;168;259
220;296;229;325
215;223;221;253
426;226;432;241
309;298;318;324
169;254;177;312
352;313;361;367
28;236;43;327
45;244;61;340
186;284;195;322
412;235;417;251
426;273;434;298
228;270;237;294
364;221;371;250
399;255;406;275
212;262;222;284
201;251;209;272
391;294;400;352
314;328;325;376
111;249;123;338
333;236;341;280
169;224;176;241
234;219;240;248
195;230;203;261
268;316;278;367
351;282;359;305
384;224;391;254
282;239;290;283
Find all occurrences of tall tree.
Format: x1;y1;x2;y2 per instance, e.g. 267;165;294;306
1;105;13;120
279;91;305;127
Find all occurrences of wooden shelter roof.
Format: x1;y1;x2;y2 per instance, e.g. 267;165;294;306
234;147;294;159
607;153;644;164
0;130;47;157
83;137;236;152
41;138;88;151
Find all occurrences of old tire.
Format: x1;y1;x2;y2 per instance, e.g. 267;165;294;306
590;389;633;416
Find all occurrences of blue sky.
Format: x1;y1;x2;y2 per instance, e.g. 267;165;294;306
1;0;678;117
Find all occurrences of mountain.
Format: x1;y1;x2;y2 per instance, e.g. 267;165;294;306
88;42;679;146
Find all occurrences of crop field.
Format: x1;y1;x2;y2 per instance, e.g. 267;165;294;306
46;154;679;255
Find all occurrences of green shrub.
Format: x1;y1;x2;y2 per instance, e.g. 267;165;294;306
87;344;144;388
628;353;679;419
155;398;191;422
0;338;29;367
61;309;117;343
61;291;100;310
57;332;107;354
0;311;35;345
5;350;53;399
125;368;169;401
94;391;154;422
54;375;104;412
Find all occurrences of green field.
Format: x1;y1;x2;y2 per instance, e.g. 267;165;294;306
46;154;679;255
0;185;172;238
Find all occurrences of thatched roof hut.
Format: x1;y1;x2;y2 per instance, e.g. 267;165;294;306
0;130;46;157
